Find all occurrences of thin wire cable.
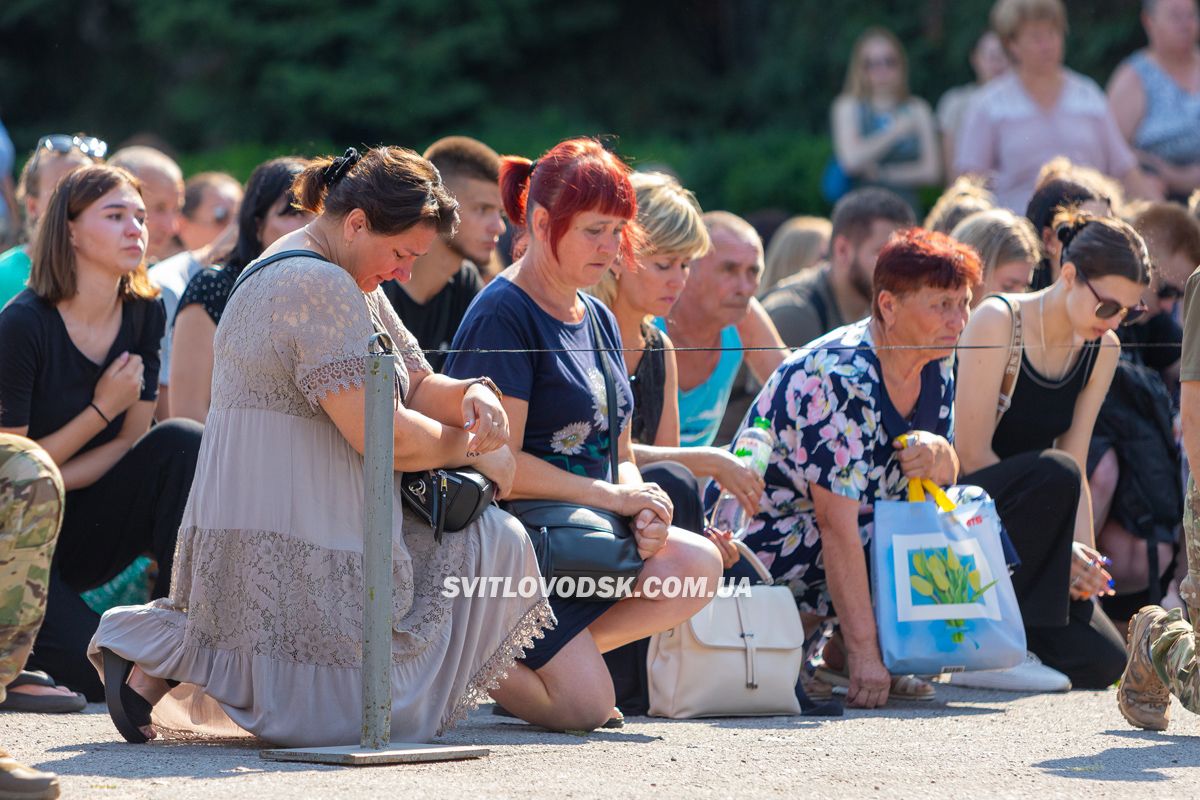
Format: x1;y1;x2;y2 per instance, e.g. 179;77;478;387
414;341;1181;356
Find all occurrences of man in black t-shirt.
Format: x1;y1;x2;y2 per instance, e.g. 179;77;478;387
382;136;504;371
761;187;914;349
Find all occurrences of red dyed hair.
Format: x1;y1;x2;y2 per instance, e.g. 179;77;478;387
500;137;640;264
872;228;983;316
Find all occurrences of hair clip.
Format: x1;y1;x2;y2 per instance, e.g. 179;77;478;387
324;147;361;186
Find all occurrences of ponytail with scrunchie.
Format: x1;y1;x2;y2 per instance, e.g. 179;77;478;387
499;156;537;227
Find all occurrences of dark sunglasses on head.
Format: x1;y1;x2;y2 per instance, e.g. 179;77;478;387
1077;270;1148;326
34;133;108;161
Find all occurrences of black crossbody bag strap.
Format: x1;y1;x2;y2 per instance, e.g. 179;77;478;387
226;249;332;302
584;296;621;482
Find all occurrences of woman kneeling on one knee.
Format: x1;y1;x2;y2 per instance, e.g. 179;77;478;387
0;165;203;702
955;209;1152;690
728;228;978;707
445;138;723;731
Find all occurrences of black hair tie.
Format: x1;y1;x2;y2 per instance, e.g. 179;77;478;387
527;159;539;177
1056;218;1088;256
324;147;361;187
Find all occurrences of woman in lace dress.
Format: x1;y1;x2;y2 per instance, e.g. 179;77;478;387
89;146;554;747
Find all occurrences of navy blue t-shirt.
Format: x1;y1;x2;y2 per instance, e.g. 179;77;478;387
445;277;633;481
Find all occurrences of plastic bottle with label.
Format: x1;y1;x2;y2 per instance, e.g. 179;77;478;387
708;417;775;540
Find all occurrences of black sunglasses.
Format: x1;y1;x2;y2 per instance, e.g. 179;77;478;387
1077;270;1148;326
34;134;108;162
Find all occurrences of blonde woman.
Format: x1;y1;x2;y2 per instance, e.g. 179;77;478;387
758;215;831;297
590;172;763;541
832;27;941;210
923;174;997;234
950;208;1042;302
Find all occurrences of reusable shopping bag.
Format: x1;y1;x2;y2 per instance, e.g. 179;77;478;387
871;479;1026;675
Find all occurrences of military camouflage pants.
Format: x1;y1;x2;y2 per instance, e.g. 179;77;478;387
1149;477;1200;712
0;434;64;703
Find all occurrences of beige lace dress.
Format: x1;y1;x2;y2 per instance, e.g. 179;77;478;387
88;253;553;747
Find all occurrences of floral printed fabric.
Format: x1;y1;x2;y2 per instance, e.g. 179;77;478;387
445;276;633;481
738;319;955;616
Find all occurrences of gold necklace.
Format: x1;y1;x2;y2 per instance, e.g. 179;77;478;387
1039;293;1075;381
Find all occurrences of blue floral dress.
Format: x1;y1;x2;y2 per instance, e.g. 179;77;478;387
734;319;955;616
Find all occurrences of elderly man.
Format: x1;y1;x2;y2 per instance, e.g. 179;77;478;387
656;211;787;447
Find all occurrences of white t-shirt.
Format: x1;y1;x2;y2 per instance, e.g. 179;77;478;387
148;251;203;385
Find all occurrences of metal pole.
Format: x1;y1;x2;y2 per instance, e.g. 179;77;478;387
260;330;488;763
362;332;396;749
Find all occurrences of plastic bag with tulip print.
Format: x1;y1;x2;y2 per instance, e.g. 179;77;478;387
870;480;1026;675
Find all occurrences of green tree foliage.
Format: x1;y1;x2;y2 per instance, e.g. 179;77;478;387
0;0;1145;214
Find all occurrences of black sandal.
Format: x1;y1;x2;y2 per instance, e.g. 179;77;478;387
100;648;153;743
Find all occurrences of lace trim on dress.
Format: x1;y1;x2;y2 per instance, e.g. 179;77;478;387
436;598;556;736
297;356;369;407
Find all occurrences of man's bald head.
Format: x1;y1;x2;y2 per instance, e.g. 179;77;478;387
109;146;184;261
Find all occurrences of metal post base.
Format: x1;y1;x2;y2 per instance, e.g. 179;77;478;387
260;743;490;766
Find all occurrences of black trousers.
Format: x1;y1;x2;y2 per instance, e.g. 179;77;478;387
963;449;1126;689
604;461;705;715
27;419;203;700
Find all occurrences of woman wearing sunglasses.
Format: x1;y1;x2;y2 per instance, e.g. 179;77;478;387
953;209;1153;692
831;27;941;211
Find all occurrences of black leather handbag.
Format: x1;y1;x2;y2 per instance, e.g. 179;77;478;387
401;467;495;543
229;250;496;545
505;300;644;601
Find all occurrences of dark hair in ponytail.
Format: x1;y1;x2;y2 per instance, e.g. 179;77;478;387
292;145;458;237
1052;208;1151;285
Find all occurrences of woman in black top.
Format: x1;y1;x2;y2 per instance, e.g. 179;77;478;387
588;171;753;716
0;165;202;700
956;209;1153;689
170;157;313;422
590;172;763;543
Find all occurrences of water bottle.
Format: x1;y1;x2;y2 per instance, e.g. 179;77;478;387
708;417;775;539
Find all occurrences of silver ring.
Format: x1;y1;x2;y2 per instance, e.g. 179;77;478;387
1070;575;1081;588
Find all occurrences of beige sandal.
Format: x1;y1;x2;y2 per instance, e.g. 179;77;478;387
813;666;936;702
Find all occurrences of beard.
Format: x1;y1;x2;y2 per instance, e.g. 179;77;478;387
848;255;873;301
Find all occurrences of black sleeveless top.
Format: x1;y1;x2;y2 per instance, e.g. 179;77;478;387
991;298;1100;458
630;323;666;444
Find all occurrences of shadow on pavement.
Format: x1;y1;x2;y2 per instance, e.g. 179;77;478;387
1034;730;1200;782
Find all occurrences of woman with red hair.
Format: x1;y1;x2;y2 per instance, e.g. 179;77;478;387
720;229;979;708
446;138;722;731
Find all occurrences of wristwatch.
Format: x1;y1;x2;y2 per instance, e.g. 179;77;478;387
467;376;503;401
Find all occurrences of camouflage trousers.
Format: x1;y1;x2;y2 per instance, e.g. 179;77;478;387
1149;477;1200;712
0;434;64;703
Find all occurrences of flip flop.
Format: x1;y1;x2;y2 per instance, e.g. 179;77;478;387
0;671;87;713
99;648;154;743
813;665;937;701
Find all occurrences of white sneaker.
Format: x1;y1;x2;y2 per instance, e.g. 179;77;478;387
945;652;1072;693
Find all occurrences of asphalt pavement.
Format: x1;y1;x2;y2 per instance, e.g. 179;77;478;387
3;687;1199;799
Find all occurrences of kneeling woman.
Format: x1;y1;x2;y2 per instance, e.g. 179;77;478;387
0;166;202;701
88;147;554;747
730;229;978;707
955;210;1150;689
446;139;723;729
